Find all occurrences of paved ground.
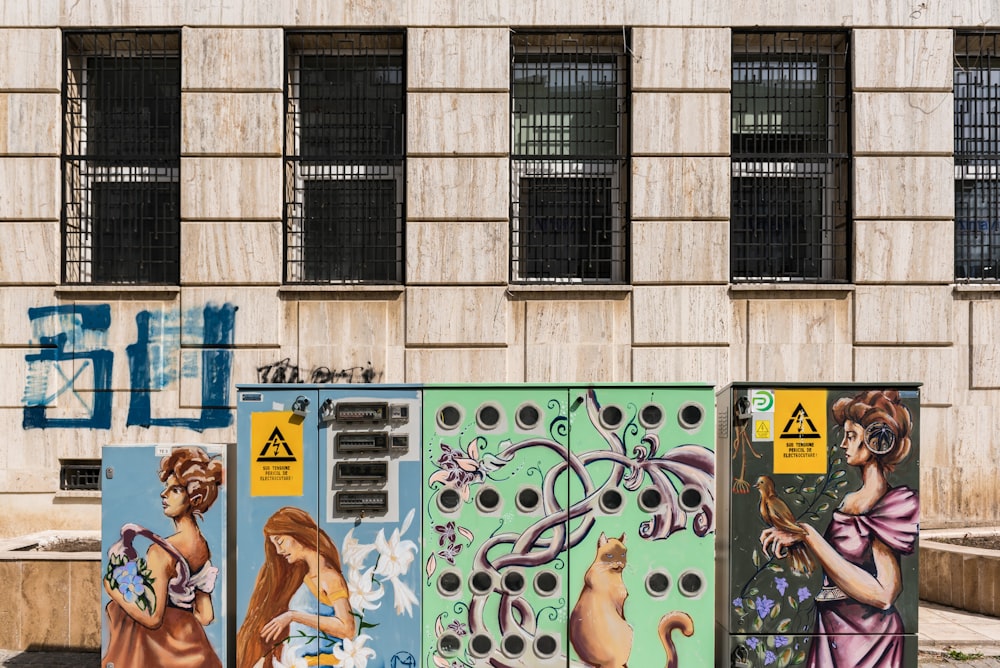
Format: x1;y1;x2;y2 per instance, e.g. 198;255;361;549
2;601;999;666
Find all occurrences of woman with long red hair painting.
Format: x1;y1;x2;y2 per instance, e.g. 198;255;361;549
237;506;356;668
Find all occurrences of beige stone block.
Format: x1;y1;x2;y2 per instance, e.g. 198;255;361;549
632;28;729;91
0;158;58;219
510;0;624;25
854;220;954;283
633;93;729;155
952;403;995;467
181;157;282;220
405;347;509;382
631;221;728;284
21;560;70;647
524;298;631;382
0;29;59;90
972;301;1000;389
919;404;950;469
854;157;953;219
182;28;282;91
69;561;101;649
407;286;508;345
0;0;58;26
854;346;952;405
181;221;281;285
0;93;59;154
627;0;729;25
408;92;508;155
0;287;57;346
632;346;730;385
180;287;285;347
951;1;1000;26
0;348;39;409
854;92;952;154
294;298;405;383
853;29;952;90
632;157;729;219
408;158;507;220
852;0;964;27
854;285;951;344
633;285;729;345
408;0;505;25
745;298;853;383
290;0;406;25
0;561;19;648
182;92;282;155
731;0;844;26
407;221;506;284
409;28;508;90
0;222;58;284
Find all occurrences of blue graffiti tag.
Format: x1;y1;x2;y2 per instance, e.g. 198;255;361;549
22;305;115;429
22;302;237;432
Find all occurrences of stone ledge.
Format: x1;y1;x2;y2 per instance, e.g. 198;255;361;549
920;527;1000;617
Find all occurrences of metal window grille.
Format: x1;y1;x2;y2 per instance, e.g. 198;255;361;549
510;31;630;283
955;33;1000;281
285;31;405;284
731;32;851;282
60;459;102;491
63;31;181;285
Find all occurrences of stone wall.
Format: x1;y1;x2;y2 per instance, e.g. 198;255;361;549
1;1;1000;535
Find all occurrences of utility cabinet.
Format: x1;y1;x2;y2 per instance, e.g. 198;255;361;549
715;384;920;668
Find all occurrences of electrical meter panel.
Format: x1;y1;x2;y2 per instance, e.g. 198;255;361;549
235;386;421;668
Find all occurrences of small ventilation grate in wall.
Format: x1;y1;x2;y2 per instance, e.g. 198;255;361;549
60;460;102;491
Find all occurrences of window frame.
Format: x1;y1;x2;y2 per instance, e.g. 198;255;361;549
730;31;852;284
283;31;406;285
509;31;631;284
954;32;1000;282
62;30;182;286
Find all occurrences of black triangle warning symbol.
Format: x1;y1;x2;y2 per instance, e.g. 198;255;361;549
257;426;296;462
779;403;821;440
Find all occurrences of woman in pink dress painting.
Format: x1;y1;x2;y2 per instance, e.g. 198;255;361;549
761;389;919;668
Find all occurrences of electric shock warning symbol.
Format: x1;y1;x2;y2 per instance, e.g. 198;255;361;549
257;427;296;462
755;419;771;440
779;404;822;440
251;412;304;497
773;390;828;475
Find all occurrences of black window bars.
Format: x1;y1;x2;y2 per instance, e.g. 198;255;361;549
63;30;181;285
284;31;406;284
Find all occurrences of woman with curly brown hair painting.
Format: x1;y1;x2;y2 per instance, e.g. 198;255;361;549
237;506;356;668
102;446;225;668
760;389;919;667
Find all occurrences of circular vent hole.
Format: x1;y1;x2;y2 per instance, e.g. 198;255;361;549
477;404;501;429
640;404;664;428
678;402;704;430
476;486;501;512
437;488;462;512
646;571;671;597
639;488;663;511
516;404;541;429
517;486;541;512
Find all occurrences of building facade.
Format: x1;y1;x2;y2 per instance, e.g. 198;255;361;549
1;0;997;536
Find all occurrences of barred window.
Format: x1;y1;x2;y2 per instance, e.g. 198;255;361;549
731;32;850;282
285;31;405;284
63;31;181;285
510;31;630;283
955;33;1000;281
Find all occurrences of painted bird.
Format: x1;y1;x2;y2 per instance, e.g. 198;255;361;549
754;475;815;576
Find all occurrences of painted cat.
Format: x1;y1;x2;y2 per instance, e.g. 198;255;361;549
569;532;695;668
570;532;632;668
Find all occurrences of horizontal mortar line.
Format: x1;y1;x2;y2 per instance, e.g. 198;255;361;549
407;281;509;287
854;151;953;157
405;343;507;349
631;342;729;348
632;152;731;158
178;217;282;222
851;341;954;348
631;216;731;222
0;153;60;158
406;217;508;223
853;88;953;93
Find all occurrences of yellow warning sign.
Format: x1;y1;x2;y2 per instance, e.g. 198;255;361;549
774;390;827;474
754;419;771;440
251;411;304;497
